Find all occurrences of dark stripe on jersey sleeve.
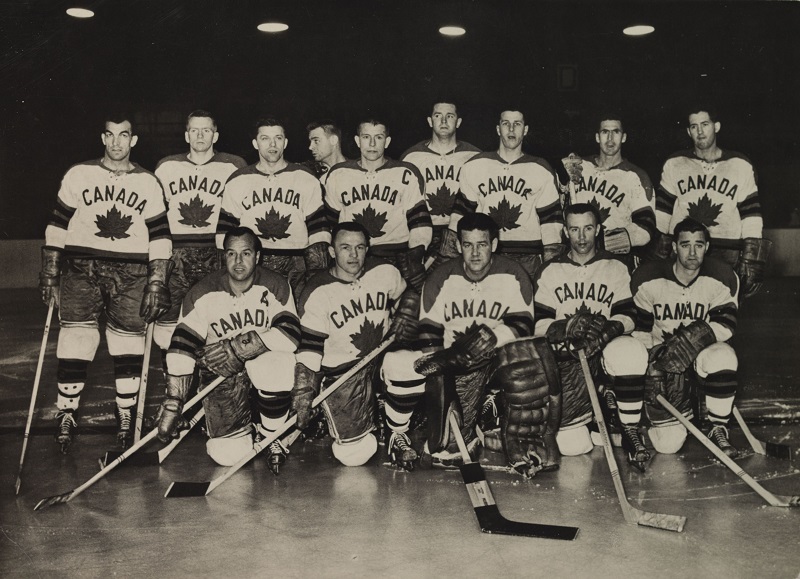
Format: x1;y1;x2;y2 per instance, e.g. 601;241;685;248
503;312;535;338
407;200;433;230
655;186;677;214
450;192;478;220
610;296;637;324
631;206;657;237
169;325;204;358
272;311;302;347
48;198;76;230
306;205;331;239
216;209;240;236
298;326;327;357
533;301;556;323
634;305;655;333
737;194;762;220
324;201;340;224
418;320;444;351
708;303;737;334
145;212;171;242
536;199;564;225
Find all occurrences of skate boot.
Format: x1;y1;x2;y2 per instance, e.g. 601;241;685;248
429;436;480;470
707;424;738;458
388;431;418;471
116;406;133;450
621;424;651;473
55;410;77;454
266;439;289;476
479;391;500;433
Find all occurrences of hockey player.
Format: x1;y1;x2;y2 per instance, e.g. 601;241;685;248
632;218;740;458
291;222;422;469
411;213;536;468
306;121;348;182
153;110;246;363
441;109;564;283
216;118;330;296
560;114;656;267
534;203;650;471
655;105;770;300
40;114;172;452
400;102;481;263
323;117;432;293
156;227;300;472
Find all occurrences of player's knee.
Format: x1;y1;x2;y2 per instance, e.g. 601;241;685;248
153;322;176;351
695;342;737;377
556;424;593;456
331;432;378;466
246;351;295;393
57;325;101;360
602;336;648;376
206;426;253;466
381;350;426;391
106;326;145;356
648;422;687;454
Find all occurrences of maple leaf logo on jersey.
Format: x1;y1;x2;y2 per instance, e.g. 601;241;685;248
588;198;611;224
427;184;456;217
255;208;292;241
95;205;132;240
178;195;214;228
352;205;388;238
566;302;598;318
350;319;385;357
687;194;723;228
487;198;522;231
452;321;481;341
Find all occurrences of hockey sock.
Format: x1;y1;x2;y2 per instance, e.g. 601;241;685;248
56;359;89;411
700;370;737;426
255;391;292;435
113;355;142;409
609;375;644;426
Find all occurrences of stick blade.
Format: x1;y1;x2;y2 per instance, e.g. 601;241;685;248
164;481;210;498
474;505;580;540
100;450;161;469
635;510;687;533
14;475;22;495
765;441;795;461
34;491;74;511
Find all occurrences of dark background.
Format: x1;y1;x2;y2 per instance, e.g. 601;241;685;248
1;0;798;239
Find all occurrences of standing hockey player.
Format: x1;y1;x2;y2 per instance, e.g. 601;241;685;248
400;102;480;263
560;113;656;266
216;118;330;295
632;218;740;458
306;121;348;182
655;105;770;300
153;110;246;362
534;203;650;470
324;117;432;293
40;114;172;452
156;227;300;472
291;222;421;469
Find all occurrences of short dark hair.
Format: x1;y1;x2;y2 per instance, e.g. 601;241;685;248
104;113;135;134
332;221;371;247
457;213;499;243
564;202;601;226
253;117;286;138
431;100;459;116
307;121;342;142
673;218;710;243
596;112;624;133
687;104;718;124
187;110;216;130
357;118;390;137
223;226;263;254
498;109;526;125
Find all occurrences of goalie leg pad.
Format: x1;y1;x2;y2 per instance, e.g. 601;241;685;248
202;372;252;439
206;425;254;466
321;361;378;443
331;432;378;466
455;366;492;445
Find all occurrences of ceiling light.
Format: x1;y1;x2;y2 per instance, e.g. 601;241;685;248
623;25;654;36
439;26;466;37
66;7;94;18
258;22;289;33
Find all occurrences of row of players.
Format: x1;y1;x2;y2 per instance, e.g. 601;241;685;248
38;102;768;473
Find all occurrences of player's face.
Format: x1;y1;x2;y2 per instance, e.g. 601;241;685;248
564;211;599;256
428;103;461;139
458;228;497;279
308;127;334;163
687;112;719;151
101;121;137;162
330;230;368;280
673;231;709;271
596;120;626;157
497;111;528;150
356;123;391;162
224;235;260;283
253;126;288;164
185;116;218;154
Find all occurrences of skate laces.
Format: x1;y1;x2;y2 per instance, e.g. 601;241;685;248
268;439;289;456
622;424;645;449
708;425;731;447
118;408;132;431
390;431;413;452
57;410;77;432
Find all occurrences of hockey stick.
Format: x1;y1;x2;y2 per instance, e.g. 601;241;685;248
579;351;687;532
33;375;226;511
165;336;395;498
15;299;55;495
449;413;579;540
657;395;799;508
134;323;155;444
732;406;795;460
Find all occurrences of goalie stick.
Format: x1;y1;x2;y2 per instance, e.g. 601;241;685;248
579;351;687;532
732;406;795;460
165;336;395;498
448;413;579;540
15;299;55;495
658;395;799;508
33;375;226;511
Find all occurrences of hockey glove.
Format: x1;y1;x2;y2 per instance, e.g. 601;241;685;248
39;247;62;308
647;231;673;261
543;243;567;262
396;245;427;293
430;228;460;271
390;289;421;347
576;317;624;358
545;311;595;344
603;228;632;255
229;330;268;361
292;363;322;430
303;241;330;282
414;323;497;376
735;237;772;300
653;320;716;374
155;374;192;443
561;153;584;185
140;259;173;323
197;339;245;378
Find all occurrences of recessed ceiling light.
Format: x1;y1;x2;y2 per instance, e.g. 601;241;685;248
439;26;466;37
623;24;654;36
66;7;94;18
258;22;289;33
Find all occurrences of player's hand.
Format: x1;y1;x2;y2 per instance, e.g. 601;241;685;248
197;339;245;377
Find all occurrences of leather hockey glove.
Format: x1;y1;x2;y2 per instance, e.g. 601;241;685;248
653;320;716;374
155;374;192;443
545;311;595;344
39;247;62;307
390;289;421;347
140;259;173;323
735;237;772;300
430;228;460;271
576;316;624;358
561;153;584;184
197;330;268;378
543;243;567;262
414;324;497;376
303;241;330;281
603;228;632;255
647;231;673;261
396;245;427;293
292;363;323;430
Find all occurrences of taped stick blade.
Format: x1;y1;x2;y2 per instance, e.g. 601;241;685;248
164;481;211;498
34;491;74;511
100;450;160;469
635;510;687;533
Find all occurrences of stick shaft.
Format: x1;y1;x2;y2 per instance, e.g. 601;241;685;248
157;408;205;463
732;406;767;455
134;323;155;444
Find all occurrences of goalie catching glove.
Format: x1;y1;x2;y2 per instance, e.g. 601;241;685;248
653;320;716;374
140;259;173;323
735;237;772;300
414;324;497;376
197;330;268;378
